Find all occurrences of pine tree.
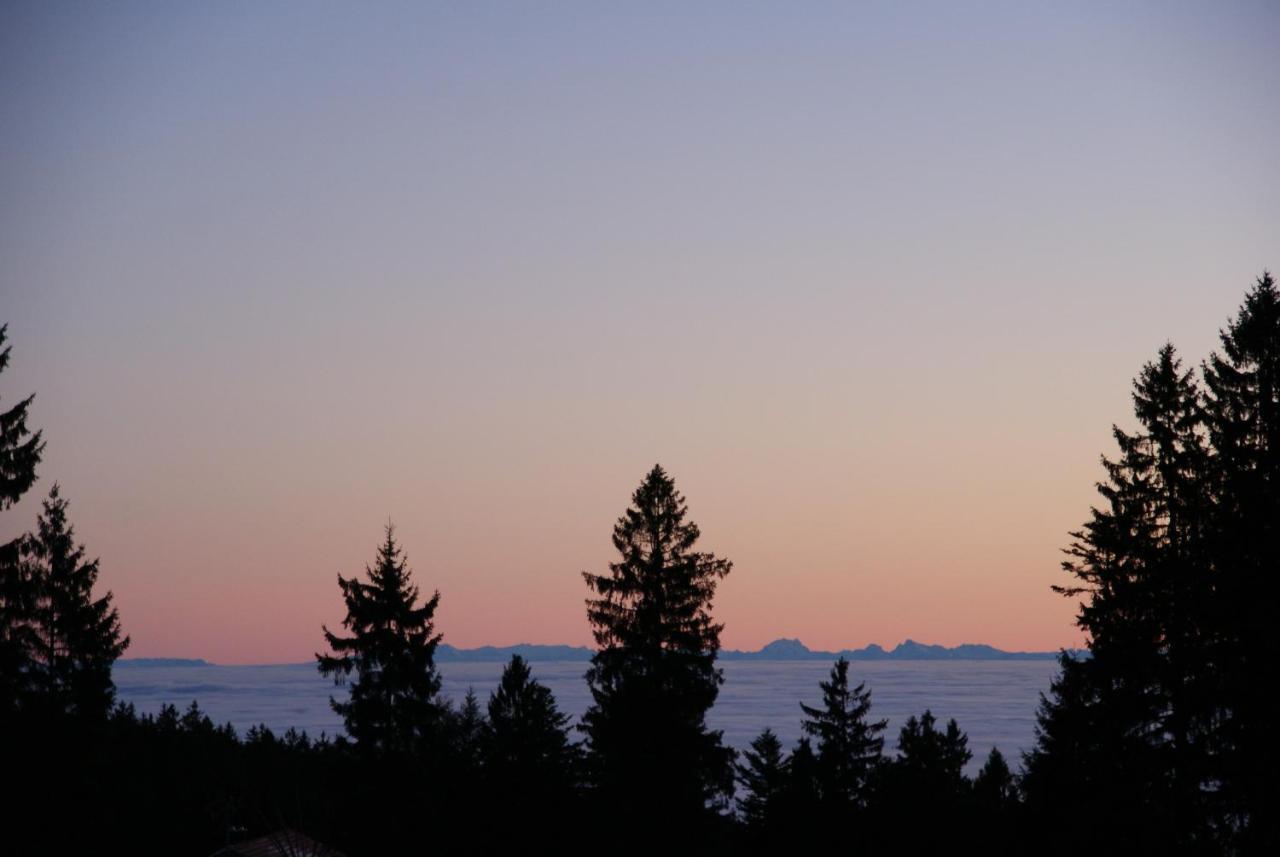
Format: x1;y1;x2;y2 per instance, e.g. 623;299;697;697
972;746;1016;809
972;747;1018;855
1202;272;1280;851
0;324;44;717
451;687;486;768
316;524;445;755
769;737;823;848
1031;343;1214;850
799;656;886;810
873;710;972;853
1021;652;1143;853
892;709;971;793
0;325;43;510
475;656;578;850
21;484;129;721
485;655;577;794
581;464;735;828
736;728;787;830
783;736;821;807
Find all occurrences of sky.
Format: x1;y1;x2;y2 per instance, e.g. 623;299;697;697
1;1;1277;664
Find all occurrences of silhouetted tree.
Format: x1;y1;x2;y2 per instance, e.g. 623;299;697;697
466;656;579;852
20;484;128;721
971;747;1019;855
1022;652;1149;853
581;464;735;832
736;727;786;830
1032;342;1215;851
799;656;885;811
0;324;44;717
484;655;578;799
0;325;42;510
763;736;822;849
972;746;1016;809
1202;272;1280;852
452;687;486;767
892;709;970;792
872;710;971;853
316;524;445;755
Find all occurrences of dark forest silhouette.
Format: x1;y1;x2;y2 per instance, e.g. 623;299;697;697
1;273;1278;854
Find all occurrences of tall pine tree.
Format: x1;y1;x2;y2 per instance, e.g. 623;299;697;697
1202;272;1280;851
799;656;886;811
876;710;972;855
316;524;445;755
0;325;42;511
484;655;578;809
736;727;787;831
581;464;735;830
1025;342;1214;851
0;324;44;718
890;709;970;794
20;485;129;721
972;746;1016;809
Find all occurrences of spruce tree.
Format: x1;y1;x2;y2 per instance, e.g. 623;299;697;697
21;484;129;721
1031;343;1213;850
316;524;445;755
1202;272;1280;851
1021;652;1147;853
475;656;578;851
891;710;971;793
484;655;577;795
0;325;43;510
0;324;44;717
972;747;1018;855
783;737;821;807
774;736;822;845
799;656;886;810
972;747;1016;809
878;711;972;855
736;728;787;830
581;464;735;827
451;687;486;768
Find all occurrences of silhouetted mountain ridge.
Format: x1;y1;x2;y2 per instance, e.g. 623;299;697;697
123;640;1067;666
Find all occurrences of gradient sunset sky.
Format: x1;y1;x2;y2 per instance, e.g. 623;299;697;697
2;2;1277;663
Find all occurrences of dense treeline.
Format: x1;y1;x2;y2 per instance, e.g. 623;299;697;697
1;273;1277;854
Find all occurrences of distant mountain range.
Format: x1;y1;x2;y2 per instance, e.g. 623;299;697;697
724;638;1065;661
120;639;1066;667
118;639;1069;668
433;638;1064;662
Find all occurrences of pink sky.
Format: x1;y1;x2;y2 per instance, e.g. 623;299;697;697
2;3;1277;663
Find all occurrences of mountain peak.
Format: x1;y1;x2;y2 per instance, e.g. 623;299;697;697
759;638;811;656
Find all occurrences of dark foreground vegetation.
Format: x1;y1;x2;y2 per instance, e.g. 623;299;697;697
2;273;1278;855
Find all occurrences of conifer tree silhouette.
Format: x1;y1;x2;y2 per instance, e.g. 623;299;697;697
799;656;885;810
892;710;970;791
1030;342;1216;851
736;727;786;831
316;524;445;755
452;687;486;767
971;747;1019;856
483;660;576;793
0;324;44;718
0;325;42;511
21;484;128;721
581;464;735;832
481;660;581;854
1202;272;1280;851
972;746;1016;809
